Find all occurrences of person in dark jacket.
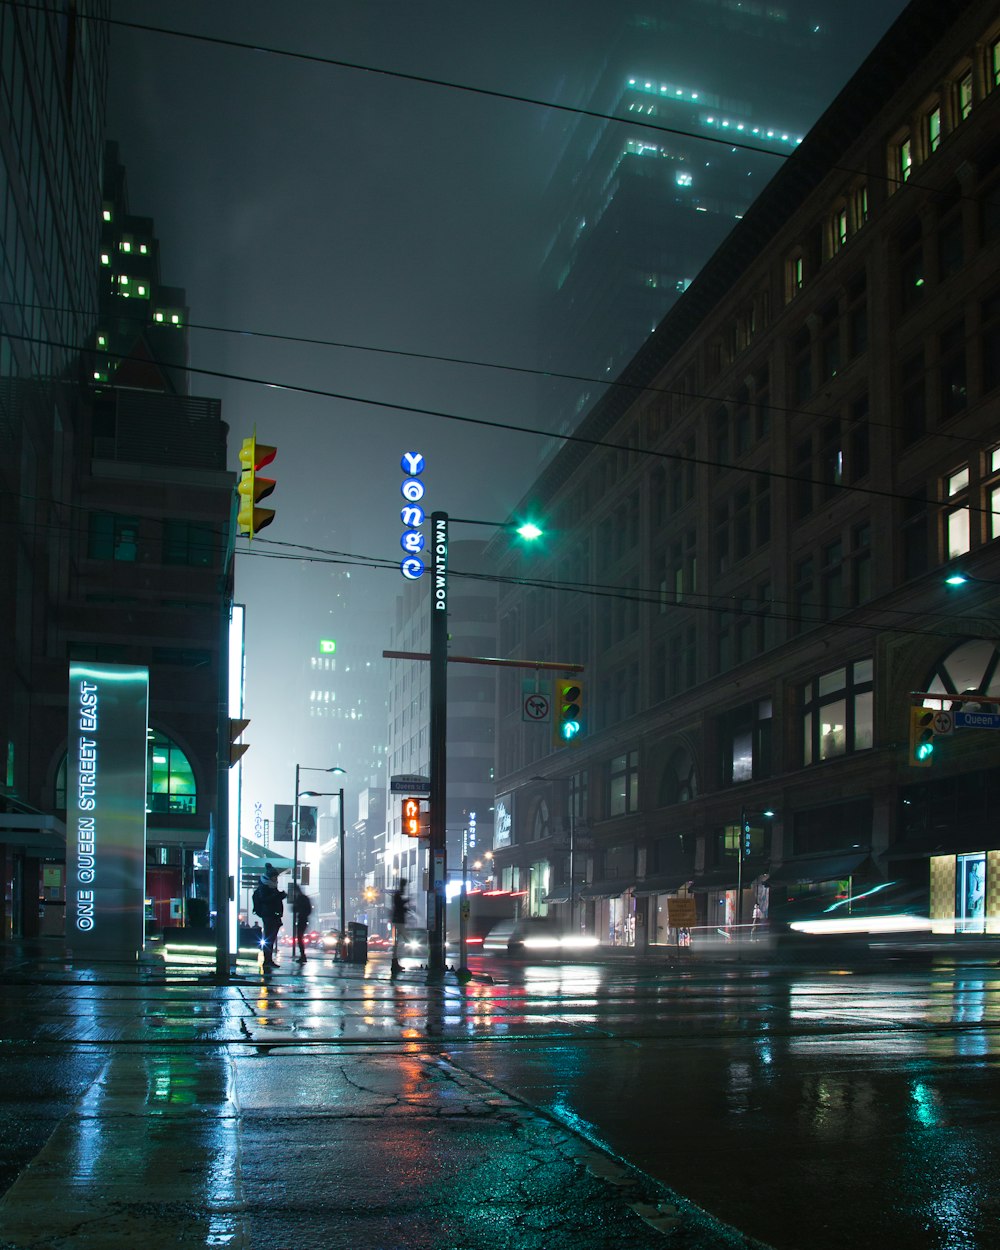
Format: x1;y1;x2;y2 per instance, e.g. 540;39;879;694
289;883;313;964
390;878;411;978
252;863;286;970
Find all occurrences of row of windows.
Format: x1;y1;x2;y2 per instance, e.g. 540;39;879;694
86;514;221;566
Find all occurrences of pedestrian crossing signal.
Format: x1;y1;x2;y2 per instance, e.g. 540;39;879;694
403;796;428;837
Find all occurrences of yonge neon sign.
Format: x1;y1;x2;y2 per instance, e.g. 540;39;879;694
400;450;426;580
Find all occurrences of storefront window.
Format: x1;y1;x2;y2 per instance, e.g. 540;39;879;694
956;852;986;933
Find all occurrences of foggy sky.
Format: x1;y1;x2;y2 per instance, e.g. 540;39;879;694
107;1;910;826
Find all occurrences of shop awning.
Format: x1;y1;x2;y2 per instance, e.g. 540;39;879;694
690;869;740;893
240;836;294;870
766;851;872;887
578;880;634;900
634;873;694;897
881;838;988;861
542;893;570;905
0;813;66;856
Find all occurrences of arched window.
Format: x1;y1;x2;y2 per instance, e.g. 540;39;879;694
531;798;550;841
55;729;197;814
926;639;1000;703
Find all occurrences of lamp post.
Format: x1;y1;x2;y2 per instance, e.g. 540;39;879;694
293;762;345;898
737;806;774;936
300;785;346;957
427;510;542;977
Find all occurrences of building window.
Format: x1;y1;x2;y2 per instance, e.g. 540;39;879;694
898;219;925;312
87;512;138;561
958;69;973;121
608;750;639;817
946;465;971;558
720;699;772;786
163;519;215;567
658;745;697;806
897;134;913;183
900;349;927;447
55;729;197;814
926;105;942;154
785;252;804;302
847;270;868;357
852;522;872;604
852;182;869;230
939;321;967;420
802;659;873;765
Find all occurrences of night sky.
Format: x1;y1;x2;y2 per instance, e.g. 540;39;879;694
107;1;909;826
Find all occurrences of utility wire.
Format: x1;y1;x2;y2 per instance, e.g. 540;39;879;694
6;327;995;524
10;297;986;457
12;0;977;206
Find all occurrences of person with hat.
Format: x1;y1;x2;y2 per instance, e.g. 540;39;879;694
252;863;286;971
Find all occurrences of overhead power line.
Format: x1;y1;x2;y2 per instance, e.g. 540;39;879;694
7;327;996;524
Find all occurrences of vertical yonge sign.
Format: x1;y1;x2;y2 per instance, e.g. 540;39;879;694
66;662;149;958
400;450;426;580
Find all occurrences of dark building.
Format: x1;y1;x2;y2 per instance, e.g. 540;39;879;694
539;1;907;436
0;2;111;939
1;46;236;940
493;0;1000;948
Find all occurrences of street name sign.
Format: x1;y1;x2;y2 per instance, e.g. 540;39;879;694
390;773;431;794
954;710;1000;730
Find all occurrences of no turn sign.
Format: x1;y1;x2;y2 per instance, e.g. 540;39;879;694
523;690;551;723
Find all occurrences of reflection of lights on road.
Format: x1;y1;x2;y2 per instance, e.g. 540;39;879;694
789;915;931;935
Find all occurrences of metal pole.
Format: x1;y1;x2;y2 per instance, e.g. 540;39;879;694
458;848;470;981
568;798;576;934
338;787;346;961
214;598;232;983
428;511;449;977
293;763;300;890
736;806;745;940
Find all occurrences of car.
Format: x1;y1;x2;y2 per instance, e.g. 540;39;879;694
482;918;600;957
320;929;340;952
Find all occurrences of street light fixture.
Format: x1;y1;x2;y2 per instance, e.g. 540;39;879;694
299;782;347;957
292;762;345;892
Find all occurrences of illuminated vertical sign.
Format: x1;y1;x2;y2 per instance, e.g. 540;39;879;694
66;662;149;959
400;450;426;579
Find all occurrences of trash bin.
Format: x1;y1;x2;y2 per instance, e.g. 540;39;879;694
347;922;368;964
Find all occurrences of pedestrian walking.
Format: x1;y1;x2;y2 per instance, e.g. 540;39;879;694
252;863;286;971
751;901;763;941
390;878;411;978
289;883;313;964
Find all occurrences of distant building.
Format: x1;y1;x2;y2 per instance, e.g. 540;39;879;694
383;540;497;923
493;0;1000;947
539;1;903;436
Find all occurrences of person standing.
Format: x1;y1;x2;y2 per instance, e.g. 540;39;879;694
289;883;313;964
252;863;286;971
390;878;411;978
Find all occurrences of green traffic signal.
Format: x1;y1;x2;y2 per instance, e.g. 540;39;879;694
556;680;584;742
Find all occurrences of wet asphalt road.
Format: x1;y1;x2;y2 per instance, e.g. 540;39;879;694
0;946;998;1248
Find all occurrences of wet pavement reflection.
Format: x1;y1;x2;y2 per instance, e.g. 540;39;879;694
0;948;998;1247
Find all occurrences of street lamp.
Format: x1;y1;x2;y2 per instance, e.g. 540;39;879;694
300;783;347;957
427;510;542;977
293;762;345;892
737;806;775;935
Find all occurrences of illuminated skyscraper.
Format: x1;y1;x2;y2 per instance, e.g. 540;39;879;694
540;2;906;432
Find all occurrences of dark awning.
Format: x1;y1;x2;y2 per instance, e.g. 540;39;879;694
578;880;634;900
690;869;740;893
767;851;872;887
881;838;990;861
634;873;693;897
542;893;570;905
0;813;66;856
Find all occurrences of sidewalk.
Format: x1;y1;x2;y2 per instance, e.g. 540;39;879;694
0;944;771;1250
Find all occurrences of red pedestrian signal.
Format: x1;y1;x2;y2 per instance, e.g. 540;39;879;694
403;796;428;837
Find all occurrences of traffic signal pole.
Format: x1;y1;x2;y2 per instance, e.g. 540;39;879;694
428;512;449;977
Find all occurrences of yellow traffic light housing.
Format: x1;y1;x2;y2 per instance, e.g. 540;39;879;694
236;434;276;538
555;679;584;743
228;717;250;767
908;706;935;767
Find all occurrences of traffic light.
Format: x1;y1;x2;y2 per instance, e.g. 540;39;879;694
236;434;276;539
909;706;935;766
402;796;428;837
228;717;250;767
555;679;584;742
